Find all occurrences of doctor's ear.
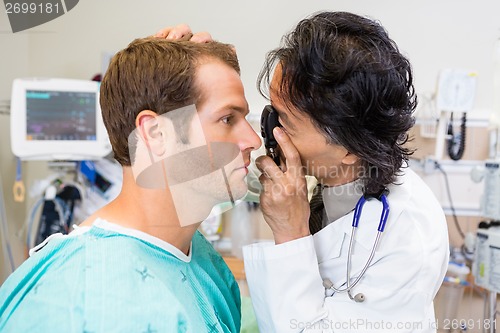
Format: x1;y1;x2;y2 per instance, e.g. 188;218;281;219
341;151;360;165
136;110;166;157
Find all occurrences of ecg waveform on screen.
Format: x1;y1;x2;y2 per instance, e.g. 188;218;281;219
26;90;97;141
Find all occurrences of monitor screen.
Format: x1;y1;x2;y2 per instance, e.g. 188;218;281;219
26;90;97;141
11;78;112;160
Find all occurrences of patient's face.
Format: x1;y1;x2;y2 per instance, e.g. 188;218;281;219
130;60;262;226
186;60;261;202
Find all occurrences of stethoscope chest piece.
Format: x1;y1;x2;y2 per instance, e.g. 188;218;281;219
323;278;366;302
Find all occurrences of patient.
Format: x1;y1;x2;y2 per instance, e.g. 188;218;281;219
0;37;261;332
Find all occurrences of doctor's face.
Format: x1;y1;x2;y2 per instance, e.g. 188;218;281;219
269;65;359;186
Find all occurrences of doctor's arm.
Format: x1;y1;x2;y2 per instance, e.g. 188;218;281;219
243;236;330;332
243;127;330;332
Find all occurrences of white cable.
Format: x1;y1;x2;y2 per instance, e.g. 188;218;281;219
26;197;44;250
0;171;16;273
416;92;439;138
26;182;77;249
52;197;66;231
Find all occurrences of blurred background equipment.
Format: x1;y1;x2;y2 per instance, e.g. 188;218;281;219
9;77;120;254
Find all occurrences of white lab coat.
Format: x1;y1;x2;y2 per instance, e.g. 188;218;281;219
243;168;449;333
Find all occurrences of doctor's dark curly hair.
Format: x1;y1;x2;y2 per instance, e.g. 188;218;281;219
258;11;416;195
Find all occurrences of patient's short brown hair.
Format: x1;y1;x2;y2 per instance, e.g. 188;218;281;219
100;37;240;166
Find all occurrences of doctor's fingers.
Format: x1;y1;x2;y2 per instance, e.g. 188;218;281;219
258;173;273;193
191;31;213;43
258;171;308;200
154;24;192;39
255;155;284;183
258;174;291;210
273;127;304;178
155;25;213;43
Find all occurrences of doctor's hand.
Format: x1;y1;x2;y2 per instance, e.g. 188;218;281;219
256;127;310;245
154;24;213;43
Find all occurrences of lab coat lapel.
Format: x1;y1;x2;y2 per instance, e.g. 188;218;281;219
312;214;351;262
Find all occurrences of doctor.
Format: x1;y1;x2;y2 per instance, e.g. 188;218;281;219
158;11;449;333
242;12;449;333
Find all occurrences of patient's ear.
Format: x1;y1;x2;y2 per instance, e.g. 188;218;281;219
136;110;166;157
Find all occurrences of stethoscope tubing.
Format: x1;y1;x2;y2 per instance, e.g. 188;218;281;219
325;193;389;300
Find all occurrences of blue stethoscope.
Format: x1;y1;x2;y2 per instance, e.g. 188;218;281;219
323;192;390;303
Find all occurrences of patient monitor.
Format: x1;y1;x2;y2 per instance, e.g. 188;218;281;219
11;78;111;160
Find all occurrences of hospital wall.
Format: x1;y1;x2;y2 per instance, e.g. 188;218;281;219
1;0;500;281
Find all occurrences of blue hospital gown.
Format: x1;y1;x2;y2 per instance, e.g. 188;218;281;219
0;219;241;333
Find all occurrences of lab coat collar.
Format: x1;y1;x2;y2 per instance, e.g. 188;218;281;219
322;178;364;224
313;168;412;261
